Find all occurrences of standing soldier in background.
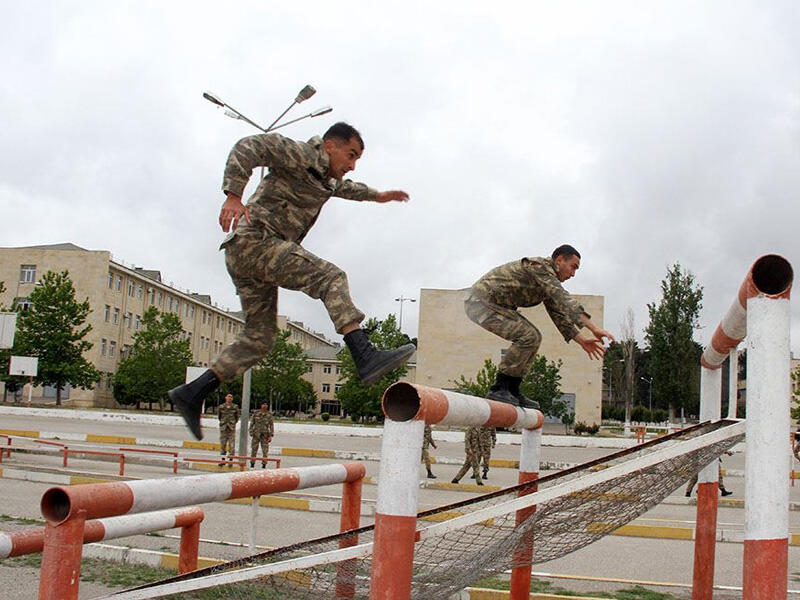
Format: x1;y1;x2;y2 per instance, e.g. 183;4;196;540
249;402;274;468
477;426;496;480
451;426;483;486
422;423;437;479
218;394;240;467
465;245;614;408
169;122;416;440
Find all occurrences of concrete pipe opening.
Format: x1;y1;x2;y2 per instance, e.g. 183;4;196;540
752;254;793;296
382;382;421;422
41;487;72;524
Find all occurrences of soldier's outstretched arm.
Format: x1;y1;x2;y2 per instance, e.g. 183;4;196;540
219;192;250;232
374;190;410;203
580;314;615;346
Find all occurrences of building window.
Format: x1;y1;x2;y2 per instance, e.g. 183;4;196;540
101;339;107;356
336;366;342;375
323;364;332;374
19;264;36;283
112;308;120;324
228;321;232;333
109;341;116;358
104;305;110;322
305;365;313;373
123;312;132;328
134;315;141;330
137;284;143;299
335;384;342;393
14;297;33;311
157;291;163;307
322;383;330;393
121;345;131;360
202;311;208;325
115;275;123;291
189;306;195;318
216;315;222;329
128;281;134;296
107;273;114;289
148;289;155;304
187;332;192;344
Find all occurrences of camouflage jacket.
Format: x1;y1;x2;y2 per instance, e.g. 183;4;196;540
218;403;240;432
222;133;378;244
470;256;589;342
464;426;481;451
250;411;274;438
423;424;436;450
479;426;496;447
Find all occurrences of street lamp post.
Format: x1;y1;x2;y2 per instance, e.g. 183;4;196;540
394;295;416;332
640;376;653;412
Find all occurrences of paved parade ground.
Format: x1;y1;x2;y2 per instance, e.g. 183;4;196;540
1;406;799;599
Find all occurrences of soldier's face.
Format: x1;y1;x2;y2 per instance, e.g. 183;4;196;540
555;255;580;282
324;136;363;179
225;395;233;404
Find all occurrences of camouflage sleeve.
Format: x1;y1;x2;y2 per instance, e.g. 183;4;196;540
333;179;379;201
268;415;274;437
533;264;589;341
222;133;310;197
491;429;496;444
235;406;241;422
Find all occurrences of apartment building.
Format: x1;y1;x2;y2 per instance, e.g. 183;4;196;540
0;243;337;408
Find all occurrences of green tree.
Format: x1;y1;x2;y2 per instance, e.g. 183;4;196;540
520;355;563;417
644;263;704;419
12;271;101;405
337;315;410;422
791;363;800;423
452;358;498;398
251;330;315;413
113;306;192;410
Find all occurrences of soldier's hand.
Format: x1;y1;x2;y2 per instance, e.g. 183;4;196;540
375;190;410;203
574;334;606;360
431;442;437;449
219;193;251;232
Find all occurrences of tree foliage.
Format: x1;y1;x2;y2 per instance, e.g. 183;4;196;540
114;306;192;409
791;363;800;423
644;263;704;417
452;358;498;398
251;329;315;413
336;315;410;422
11;271;100;405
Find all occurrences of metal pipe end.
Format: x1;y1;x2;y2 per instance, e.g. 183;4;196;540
751;254;793;297
41;487;71;524
381;382;421;422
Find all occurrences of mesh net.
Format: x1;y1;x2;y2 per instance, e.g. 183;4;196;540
103;419;743;600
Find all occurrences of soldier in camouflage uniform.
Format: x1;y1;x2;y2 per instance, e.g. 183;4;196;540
170;122;416;439
451;426;483;486
465;244;614;409
476;426;496;480
421;423;437;479
249;402;274;468
218;394;240;466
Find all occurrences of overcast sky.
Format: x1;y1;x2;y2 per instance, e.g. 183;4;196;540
2;1;799;355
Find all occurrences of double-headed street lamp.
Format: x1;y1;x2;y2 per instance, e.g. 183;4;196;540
395;295;416;332
640;376;653;411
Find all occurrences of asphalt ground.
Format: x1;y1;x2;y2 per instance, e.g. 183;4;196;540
1;410;799;599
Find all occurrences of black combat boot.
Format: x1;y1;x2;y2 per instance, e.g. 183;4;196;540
482;470;489;479
427;467;436;479
508;376;540;410
343;329;416;386
168;369;220;440
250;460;255;468
486;372;520;407
720;487;733;497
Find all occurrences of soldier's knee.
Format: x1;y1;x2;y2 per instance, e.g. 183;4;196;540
518;327;542;349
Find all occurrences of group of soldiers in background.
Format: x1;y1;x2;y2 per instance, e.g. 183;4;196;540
217;393;273;468
449;426;496;486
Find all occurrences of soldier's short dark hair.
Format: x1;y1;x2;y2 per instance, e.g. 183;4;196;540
323;122;364;151
551;244;581;261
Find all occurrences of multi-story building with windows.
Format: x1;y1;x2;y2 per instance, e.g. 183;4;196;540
0;243;340;408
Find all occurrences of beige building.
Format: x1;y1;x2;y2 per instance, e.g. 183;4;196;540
0;243;337;408
416;288;605;425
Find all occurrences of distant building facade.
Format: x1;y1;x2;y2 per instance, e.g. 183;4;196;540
0;243;338;408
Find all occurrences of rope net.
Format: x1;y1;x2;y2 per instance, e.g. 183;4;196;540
104;419;743;600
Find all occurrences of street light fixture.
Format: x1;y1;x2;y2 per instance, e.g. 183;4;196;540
640;376;653;411
394;295;416;331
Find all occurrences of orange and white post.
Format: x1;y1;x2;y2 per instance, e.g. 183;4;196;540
509;427;542;600
370;382;543;600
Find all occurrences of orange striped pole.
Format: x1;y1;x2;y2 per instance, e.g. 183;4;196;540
371;383;544;599
336;477;364;599
510;427;542;600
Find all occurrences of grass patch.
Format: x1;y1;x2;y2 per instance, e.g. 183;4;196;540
0;514;44;525
473;576;682;599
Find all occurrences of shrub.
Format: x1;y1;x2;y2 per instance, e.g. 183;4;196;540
321;412;330;422
630;405;651;423
652;408;668;423
573;421;588;435
586;423;600;435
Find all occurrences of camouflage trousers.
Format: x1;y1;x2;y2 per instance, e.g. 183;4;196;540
219;429;236;457
212;229;365;381
421;446;433;469
464;292;542;378
454;450;482;483
685;465;725;495
478;439;492;472
251;435;270;459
